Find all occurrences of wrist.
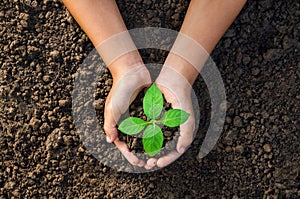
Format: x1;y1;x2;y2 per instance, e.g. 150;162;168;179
164;53;199;85
109;51;145;80
156;65;193;95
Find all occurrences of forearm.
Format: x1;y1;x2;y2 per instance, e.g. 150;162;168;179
166;0;247;84
182;0;247;53
62;0;143;79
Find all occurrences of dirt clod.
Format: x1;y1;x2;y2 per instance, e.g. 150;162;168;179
263;144;272;153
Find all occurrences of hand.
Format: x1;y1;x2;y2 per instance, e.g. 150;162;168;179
147;66;196;168
104;65;151;167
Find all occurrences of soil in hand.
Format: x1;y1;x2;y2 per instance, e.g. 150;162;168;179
118;89;179;156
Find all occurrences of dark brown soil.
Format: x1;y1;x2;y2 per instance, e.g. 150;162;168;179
1;0;299;198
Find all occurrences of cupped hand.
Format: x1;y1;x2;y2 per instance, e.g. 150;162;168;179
145;66;196;168
104;66;152;167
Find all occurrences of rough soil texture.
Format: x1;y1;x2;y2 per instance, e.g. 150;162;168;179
1;0;299;198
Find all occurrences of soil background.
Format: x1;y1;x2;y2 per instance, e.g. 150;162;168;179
0;0;299;198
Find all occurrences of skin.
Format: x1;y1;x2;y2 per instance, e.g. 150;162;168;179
154;0;247;168
62;0;150;167
62;0;247;169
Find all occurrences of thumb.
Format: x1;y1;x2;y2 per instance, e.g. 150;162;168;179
176;108;195;154
104;98;119;143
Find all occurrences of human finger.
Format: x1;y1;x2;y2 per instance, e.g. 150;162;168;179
156;151;181;168
114;138;146;167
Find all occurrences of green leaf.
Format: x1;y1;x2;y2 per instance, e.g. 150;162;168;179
143;83;163;119
118;117;148;135
142;124;163;157
160;109;190;127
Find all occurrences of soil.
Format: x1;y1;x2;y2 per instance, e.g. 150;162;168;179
1;0;299;198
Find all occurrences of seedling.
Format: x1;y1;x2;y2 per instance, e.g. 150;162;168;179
118;83;190;156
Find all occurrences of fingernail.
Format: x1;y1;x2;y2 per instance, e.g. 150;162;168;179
179;147;185;154
106;136;112;143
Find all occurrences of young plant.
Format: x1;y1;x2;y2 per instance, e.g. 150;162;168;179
118;83;190;157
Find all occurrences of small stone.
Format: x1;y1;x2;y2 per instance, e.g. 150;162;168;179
143;0;152;6
235;145;244;153
242;112;254;119
20;20;28;28
137;106;143;112
63;135;73;146
104;79;112;86
5;181;16;189
224;29;236;37
263;49;282;60
31;1;38;8
172;13;180;21
29;118;41;130
233;116;243;127
282;115;289;122
225;146;232;153
251;67;261;76
78;147;85;153
232;195;239;199
164;131;172;137
263;144;271;153
27;45;39;53
131;138;138;148
236;51;242;64
45;11;52;19
40;123;50;134
149;176;156;181
149;183;155;189
149;53;155;60
42;75;51;83
94;99;104;110
30;136;37;142
50;50;59;58
59;99;70;107
242;55;251;65
225;116;232;124
105;86;111;92
67;16;73;24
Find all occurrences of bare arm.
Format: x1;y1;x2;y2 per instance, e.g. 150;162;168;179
156;0;247;168
62;0;151;167
62;0;143;79
165;0;247;84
